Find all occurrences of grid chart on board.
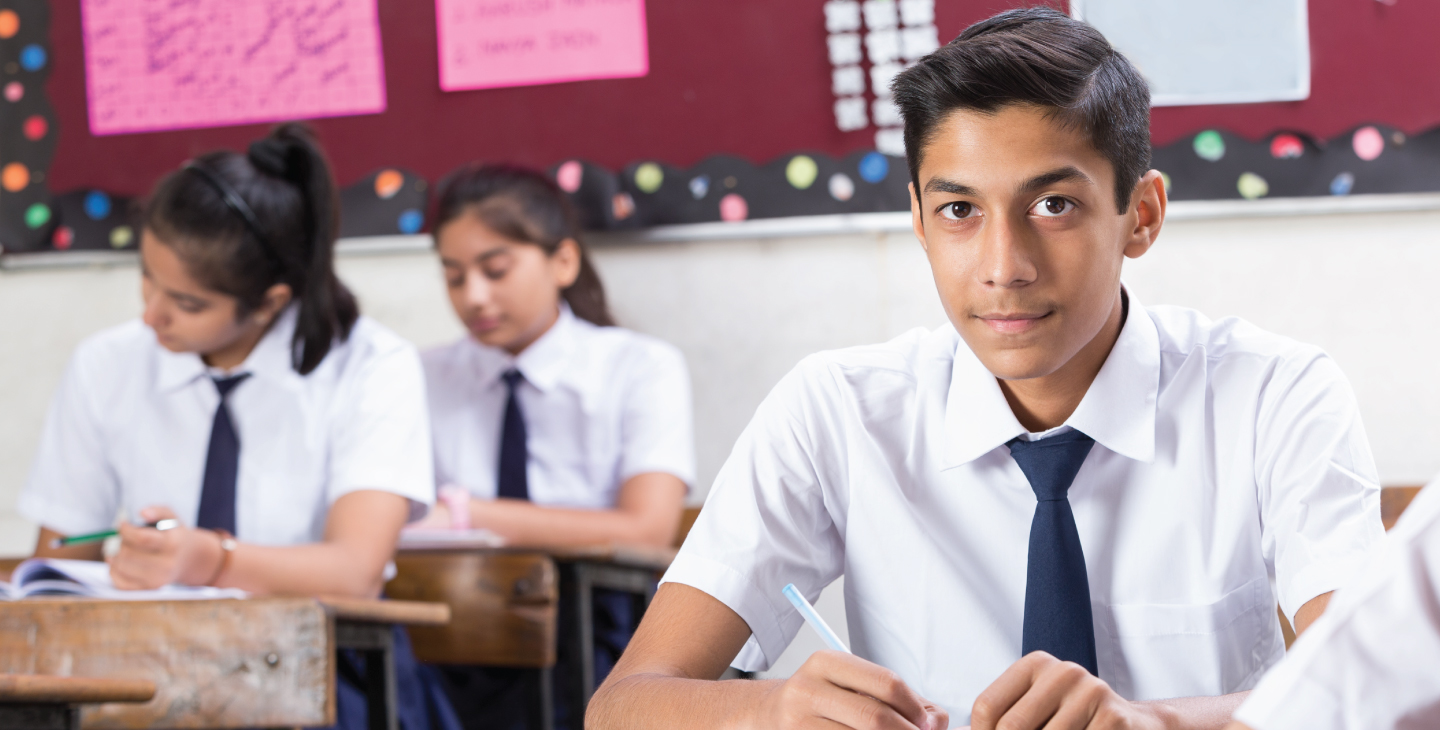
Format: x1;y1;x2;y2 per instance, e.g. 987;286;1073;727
81;0;388;136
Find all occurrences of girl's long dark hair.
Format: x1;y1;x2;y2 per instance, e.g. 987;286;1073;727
143;123;358;375
433;163;615;327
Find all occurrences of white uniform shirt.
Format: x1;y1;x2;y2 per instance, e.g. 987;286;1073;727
663;294;1383;724
423;305;695;507
1234;482;1440;730
19;307;435;545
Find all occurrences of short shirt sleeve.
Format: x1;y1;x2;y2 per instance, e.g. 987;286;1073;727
328;336;435;513
661;359;845;671
1254;352;1386;621
1234;481;1440;730
17;345;122;537
618;341;696;488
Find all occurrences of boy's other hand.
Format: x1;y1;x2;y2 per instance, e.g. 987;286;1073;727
970;651;1174;730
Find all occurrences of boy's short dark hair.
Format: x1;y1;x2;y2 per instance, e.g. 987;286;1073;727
892;6;1151;213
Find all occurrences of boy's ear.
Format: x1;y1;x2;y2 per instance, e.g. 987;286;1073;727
1123;170;1167;260
909;182;928;251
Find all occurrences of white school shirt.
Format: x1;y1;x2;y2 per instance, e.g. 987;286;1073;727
19;307;435;545
1234;481;1440;730
422;305;695;507
663;293;1383;724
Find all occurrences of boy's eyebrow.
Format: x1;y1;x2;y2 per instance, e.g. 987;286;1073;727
922;177;980;196
1018;166;1092;195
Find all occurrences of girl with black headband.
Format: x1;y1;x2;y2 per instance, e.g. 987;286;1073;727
20;124;456;729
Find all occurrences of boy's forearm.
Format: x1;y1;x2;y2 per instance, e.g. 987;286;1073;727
587;672;778;730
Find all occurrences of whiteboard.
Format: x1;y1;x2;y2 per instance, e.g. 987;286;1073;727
1072;0;1310;107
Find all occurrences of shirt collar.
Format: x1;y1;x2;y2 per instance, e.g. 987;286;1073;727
154;305;301;393
1066;290;1160;463
463;304;581;393
942;287;1160;467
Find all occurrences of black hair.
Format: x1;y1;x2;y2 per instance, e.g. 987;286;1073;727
143;123;358;375
892;6;1152;213
433;163;615;328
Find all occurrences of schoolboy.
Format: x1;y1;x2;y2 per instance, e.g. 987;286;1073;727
588;8;1383;729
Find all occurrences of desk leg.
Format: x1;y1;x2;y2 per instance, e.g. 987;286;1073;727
556;561;658;724
558;561;595;724
528;667;555;730
362;642;397;730
0;704;79;730
335;622;399;730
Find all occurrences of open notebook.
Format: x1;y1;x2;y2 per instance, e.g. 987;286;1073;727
398;528;505;550
0;558;247;600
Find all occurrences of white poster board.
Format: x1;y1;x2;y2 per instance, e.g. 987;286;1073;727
1073;0;1310;107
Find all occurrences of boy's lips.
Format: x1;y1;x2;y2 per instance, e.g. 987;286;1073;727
976;311;1051;334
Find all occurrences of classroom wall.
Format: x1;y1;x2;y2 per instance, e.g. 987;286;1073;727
4;206;1440;566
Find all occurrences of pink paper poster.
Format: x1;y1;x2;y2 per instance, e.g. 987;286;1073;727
436;0;649;92
81;0;388;136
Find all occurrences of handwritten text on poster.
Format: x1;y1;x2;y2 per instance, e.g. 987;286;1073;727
81;0;387;136
436;0;649;92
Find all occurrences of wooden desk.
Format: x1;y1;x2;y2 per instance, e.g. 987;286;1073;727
0;596;448;730
0;675;154;730
391;543;674;724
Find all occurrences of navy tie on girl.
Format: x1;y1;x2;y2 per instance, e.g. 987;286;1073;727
1007;429;1099;676
497;369;529;501
195;373;250;534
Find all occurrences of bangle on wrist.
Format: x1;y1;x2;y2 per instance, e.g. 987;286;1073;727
438;485;472;530
205;529;236;586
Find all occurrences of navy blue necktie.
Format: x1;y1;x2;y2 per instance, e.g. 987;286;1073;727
1008;429;1099;675
497;369;530;500
196;374;250;534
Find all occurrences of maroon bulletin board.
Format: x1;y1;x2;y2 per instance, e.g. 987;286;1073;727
41;0;1440;198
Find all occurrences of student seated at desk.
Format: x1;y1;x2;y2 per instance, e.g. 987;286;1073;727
415;163;694;728
1224;479;1440;730
589;9;1383;730
21;124;453;730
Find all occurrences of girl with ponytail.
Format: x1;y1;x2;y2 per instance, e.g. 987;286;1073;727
416;163;695;726
21;124;454;729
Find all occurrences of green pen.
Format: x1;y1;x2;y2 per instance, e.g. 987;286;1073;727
49;518;181;548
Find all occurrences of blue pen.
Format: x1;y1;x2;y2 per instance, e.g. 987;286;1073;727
782;583;850;653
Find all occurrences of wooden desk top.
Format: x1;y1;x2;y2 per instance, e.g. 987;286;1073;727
546;544;677;571
319;596;450;626
0;597;332;728
0;675;155;704
397;543;677;571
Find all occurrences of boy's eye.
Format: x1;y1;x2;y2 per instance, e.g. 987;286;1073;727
939;201;977;220
1032;196;1075;217
482;265;509;281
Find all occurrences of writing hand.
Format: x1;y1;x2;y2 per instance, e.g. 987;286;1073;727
110;506;221;590
744;650;948;730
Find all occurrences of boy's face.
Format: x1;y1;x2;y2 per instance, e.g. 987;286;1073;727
910;104;1163;382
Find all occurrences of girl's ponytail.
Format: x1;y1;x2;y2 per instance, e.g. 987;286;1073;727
143;123;358;375
246;124;358;374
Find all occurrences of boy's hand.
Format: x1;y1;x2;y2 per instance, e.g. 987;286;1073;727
970;652;1174;730
744;650;949;730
